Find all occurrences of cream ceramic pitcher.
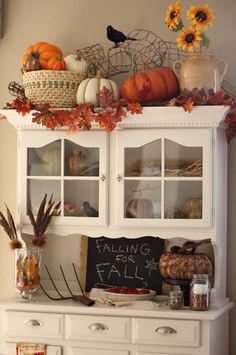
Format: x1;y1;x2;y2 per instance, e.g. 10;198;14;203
173;52;228;93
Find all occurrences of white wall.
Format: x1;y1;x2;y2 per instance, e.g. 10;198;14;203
0;0;236;352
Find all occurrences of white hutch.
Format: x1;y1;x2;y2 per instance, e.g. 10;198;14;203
0;106;233;355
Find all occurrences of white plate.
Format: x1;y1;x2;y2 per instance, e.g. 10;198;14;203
103;288;156;302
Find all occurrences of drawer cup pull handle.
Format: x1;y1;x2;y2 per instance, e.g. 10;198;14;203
88;323;108;331
155;326;177;334
24;319;43;327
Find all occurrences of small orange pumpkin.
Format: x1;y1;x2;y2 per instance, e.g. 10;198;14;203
46;56;65;70
120;67;179;104
22;41;64;70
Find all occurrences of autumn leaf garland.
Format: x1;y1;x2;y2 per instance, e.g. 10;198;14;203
169;88;236;142
4;83;236;141
5;85;143;133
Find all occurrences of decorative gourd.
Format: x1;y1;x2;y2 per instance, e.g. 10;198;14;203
159;239;213;280
22;41;64;70
76;71;119;106
126;198;154;218
120;67;179;104
64;53;88;75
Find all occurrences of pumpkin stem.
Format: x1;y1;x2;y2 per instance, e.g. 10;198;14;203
141;58;149;72
96;70;102;79
177;238;211;255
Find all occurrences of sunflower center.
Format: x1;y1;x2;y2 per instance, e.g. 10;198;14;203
196;11;207;22
170;11;176;20
185;33;195;44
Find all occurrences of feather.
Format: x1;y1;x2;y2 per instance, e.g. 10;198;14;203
5;203;17;240
27;194;61;247
0;211;13;239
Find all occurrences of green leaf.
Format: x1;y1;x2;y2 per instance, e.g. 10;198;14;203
200;32;210;49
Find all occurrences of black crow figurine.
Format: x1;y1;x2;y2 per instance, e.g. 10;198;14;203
83;201;99;217
107;25;137;47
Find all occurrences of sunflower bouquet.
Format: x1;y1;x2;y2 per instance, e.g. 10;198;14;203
165;2;215;52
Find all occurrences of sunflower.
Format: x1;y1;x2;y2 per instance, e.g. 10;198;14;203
187;5;215;30
165;2;183;31
176;27;203;52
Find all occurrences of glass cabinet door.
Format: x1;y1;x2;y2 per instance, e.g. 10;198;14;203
116;129;211;227
22;131;108;227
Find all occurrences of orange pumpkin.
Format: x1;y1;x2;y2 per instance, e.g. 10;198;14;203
22;41;64;70
120;67;179;104
46;56;65;70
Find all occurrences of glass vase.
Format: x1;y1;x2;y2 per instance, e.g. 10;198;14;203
14;247;42;301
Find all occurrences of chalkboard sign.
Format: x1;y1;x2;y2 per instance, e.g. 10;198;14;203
85;236;164;292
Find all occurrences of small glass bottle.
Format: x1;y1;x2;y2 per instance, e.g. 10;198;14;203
169;290;184;310
190;274;210;311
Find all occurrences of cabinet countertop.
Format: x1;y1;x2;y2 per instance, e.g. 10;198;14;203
0;295;233;321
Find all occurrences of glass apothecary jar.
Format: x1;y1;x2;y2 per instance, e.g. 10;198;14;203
190;274;210;311
169;290;184;310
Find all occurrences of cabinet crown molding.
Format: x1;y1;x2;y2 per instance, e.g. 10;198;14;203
0;106;229;131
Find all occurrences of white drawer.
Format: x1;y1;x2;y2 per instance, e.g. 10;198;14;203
132;318;200;347
6;311;64;340
65;315;130;343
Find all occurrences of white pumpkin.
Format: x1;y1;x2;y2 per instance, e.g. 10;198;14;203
64;53;88;75
76;71;119;106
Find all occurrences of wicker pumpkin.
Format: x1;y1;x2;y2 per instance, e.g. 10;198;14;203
120;67;179;104
126;198;154;218
22;41;64;70
159;239;213;280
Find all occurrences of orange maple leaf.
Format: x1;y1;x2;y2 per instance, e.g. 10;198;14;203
183;98;194;112
97;87;114;107
127;102;143;115
138;81;150;103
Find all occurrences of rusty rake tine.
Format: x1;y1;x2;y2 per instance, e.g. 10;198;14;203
72;262;85;296
40;283;71;301
44;264;65;298
60;265;74;297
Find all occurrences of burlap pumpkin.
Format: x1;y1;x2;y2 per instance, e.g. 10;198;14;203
159;239;213;280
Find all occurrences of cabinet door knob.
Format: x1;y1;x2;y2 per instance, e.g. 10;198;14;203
100;174;106;181
117;174;122;182
88;323;108;331
24;319;43;327
155;326;177;334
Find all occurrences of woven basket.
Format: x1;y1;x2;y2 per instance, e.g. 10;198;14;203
22;70;85;108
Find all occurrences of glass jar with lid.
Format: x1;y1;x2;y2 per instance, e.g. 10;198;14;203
190;274;210;311
169;290;184;310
